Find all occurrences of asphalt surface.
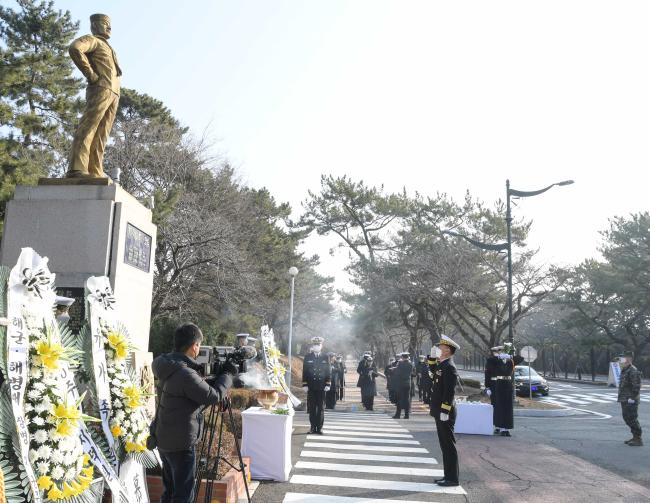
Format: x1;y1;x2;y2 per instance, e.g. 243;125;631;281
251;362;649;503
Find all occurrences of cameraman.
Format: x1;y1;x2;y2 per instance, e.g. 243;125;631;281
152;323;237;503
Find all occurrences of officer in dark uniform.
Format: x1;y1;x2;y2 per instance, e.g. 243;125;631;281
393;352;414;419
336;355;346;401
430;335;460;487
325;353;339;409
302;336;331;434
420;354;434;404
416;355;427;401
618;351;643;446
490;343;523;437
484;346;501;433
384;357;397;403
357;354;378;410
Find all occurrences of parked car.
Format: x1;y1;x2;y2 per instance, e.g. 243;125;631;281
514;365;549;396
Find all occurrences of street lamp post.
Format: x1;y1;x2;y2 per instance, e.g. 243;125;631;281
443;179;574;347
287;266;299;388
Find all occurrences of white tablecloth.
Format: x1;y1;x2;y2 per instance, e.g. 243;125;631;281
241;406;293;481
455;402;493;435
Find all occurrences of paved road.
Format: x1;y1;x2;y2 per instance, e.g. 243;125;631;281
252;361;649;503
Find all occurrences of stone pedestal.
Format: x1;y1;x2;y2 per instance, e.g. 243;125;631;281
0;184;156;351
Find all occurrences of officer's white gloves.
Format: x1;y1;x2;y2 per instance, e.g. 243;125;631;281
627;398;636;404
324;386;331;392
440;412;449;422
486;389;492;397
303;385;308;390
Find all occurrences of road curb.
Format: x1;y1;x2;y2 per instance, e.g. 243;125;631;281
514;407;579;417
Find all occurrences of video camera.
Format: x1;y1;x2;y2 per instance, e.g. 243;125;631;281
196;345;257;377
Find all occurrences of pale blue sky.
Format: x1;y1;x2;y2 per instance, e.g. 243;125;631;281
23;1;650;288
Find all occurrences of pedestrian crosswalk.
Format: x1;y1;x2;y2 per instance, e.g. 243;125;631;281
285;409;467;502
540;391;650;407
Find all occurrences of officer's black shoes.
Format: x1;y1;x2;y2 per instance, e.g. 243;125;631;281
624;437;634;444
309;427;317;434
500;430;511;437
436;480;459;487
404;414;409;419
628;436;643;446
434;478;446;484
392;414;400;419
493;428;501;435
316;429;324;435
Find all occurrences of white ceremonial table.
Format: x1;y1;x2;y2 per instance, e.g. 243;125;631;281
455;402;493;435
241;406;293;481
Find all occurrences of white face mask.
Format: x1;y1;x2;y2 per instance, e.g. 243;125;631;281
618;358;627;365
311;345;322;353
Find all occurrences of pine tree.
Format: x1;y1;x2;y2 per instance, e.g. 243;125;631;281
0;0;82;234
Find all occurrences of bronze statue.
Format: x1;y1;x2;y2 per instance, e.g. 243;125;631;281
67;13;121;180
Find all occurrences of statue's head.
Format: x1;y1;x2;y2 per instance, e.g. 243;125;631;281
90;13;111;39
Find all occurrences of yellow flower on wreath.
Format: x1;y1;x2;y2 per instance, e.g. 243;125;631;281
37;475;53;490
111;424;123;437
47;484;64;500
125;440;147;453
51;402;82;437
107;331;129;360
268;347;282;359
123;385;143;409
272;365;286;376
35;339;65;370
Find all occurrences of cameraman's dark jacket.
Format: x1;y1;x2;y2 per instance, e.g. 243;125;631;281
152;352;232;451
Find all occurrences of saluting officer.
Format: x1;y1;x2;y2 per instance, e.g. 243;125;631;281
302;336;331;434
430;335;460;487
618;351;643;446
393;352;414;419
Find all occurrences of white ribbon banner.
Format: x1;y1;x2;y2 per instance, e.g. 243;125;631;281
86;276;120;468
6;248;56;503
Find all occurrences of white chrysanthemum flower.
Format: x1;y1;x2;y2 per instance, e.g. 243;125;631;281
56;438;70;452
64;452;77;466
115;410;125;422
34;430;49;444
29;367;43;379
24;403;34;413
29;449;39;464
32;416;45;426
113;399;123;407
51;450;64;464
27;388;43;400
37;445;52;459
32;382;46;391
37;461;50;475
34;402;49;414
51;465;65;480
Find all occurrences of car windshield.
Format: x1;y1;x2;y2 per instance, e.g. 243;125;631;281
515;366;540;378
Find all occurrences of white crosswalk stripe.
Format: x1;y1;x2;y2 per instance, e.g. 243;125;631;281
300;450;439;464
284;493;445;503
304;442;428;453
540;391;650;407
289;475;467;495
295;461;444;477
306;435;420;445
319;429;413;438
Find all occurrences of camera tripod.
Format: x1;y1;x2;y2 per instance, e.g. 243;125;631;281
193;397;251;503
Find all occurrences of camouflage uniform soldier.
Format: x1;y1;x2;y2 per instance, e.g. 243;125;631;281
617;351;643;447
